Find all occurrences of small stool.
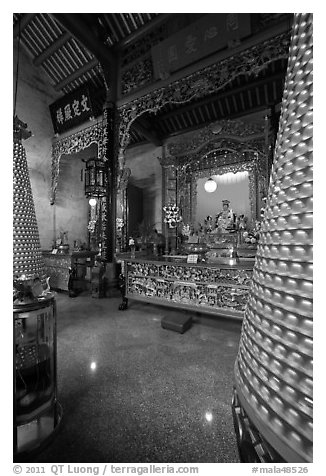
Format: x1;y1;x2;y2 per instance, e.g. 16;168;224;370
161;313;192;334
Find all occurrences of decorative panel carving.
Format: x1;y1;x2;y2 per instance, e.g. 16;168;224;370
167;119;265;158
121;56;154;95
51;122;104;205
117;32;290;168
120;24;167;67
119;14;292;95
125;259;254;315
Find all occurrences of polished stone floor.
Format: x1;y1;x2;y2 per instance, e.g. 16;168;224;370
25;293;242;463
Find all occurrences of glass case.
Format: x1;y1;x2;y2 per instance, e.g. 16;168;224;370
14;294;62;457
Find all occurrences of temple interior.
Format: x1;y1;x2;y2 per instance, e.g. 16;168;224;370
12;12;313;465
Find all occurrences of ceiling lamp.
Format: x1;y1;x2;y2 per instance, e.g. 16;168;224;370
204;177;217;193
84;158;106;198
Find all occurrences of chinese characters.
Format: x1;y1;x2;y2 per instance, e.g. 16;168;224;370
55;94;91;126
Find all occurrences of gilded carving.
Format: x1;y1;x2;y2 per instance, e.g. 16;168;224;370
121;56;154;95
125;260;253;313
51;121;104;204
117;31;290;168
167;119;265;158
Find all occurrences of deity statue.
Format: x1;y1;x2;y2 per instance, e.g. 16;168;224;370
215;199;234;233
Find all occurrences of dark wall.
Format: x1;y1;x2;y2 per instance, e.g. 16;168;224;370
127;183;144;237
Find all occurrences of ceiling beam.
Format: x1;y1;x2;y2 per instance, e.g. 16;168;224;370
217;100;225;116
158;71;286;121
224;97;231;115
227;104;271;121
102;14;119;43
247;89;253;108
13;13;37;38
232;95;238;113
211;102;218;117
33;31;71;66
54;58;99;91
174;115;183;130
51;13;119;101
51;13;116;68
255;87;261;105
239;92;246;110
263;84;269;104
159;104;270;141
115;13;173;49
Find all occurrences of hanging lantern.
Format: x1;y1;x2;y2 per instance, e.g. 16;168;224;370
204;177;217;193
84;158;106;198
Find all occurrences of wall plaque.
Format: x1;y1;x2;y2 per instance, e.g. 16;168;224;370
49;85;93;134
151;13;251;80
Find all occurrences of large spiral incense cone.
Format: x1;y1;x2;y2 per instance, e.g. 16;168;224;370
13;118;46;287
234;13;313;462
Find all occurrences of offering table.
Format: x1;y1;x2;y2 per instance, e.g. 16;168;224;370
117;251;256;320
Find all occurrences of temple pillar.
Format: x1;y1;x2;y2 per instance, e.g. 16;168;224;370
100;99;120;296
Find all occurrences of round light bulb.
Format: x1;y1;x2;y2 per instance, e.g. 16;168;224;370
89;198;97;206
204;178;217;193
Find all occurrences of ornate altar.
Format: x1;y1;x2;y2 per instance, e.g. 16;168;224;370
158;118;268;255
118;253;255;320
163;119;268;221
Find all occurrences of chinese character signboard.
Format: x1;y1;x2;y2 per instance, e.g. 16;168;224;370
49;86;93;134
151;14;251;80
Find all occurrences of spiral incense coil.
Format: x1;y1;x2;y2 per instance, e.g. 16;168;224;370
234;13;313;463
13;140;46;285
